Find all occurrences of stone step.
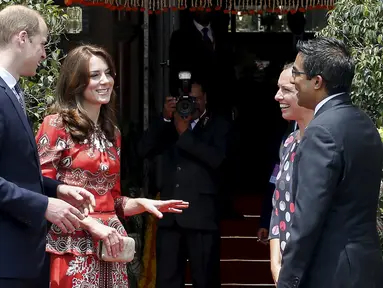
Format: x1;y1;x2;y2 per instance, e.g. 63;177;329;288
186;285;275;287
221;236;269;260
233;194;265;215
185;259;273;284
220;215;261;237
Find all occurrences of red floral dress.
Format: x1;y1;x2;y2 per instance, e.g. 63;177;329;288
36;114;129;288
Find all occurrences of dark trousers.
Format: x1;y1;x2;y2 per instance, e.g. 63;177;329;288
156;224;221;288
38;252;51;288
0;278;39;288
0;254;51;288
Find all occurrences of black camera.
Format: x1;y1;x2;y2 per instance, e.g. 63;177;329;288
176;96;197;118
176;71;197;118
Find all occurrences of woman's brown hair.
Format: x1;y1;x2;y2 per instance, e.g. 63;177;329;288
53;44;118;144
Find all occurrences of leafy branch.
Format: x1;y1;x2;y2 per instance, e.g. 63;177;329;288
317;0;383;125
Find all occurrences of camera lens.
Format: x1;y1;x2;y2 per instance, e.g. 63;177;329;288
176;98;194;118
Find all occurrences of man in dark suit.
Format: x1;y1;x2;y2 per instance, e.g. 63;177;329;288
277;37;383;288
169;11;239;221
169;11;236;121
141;78;231;288
0;6;95;288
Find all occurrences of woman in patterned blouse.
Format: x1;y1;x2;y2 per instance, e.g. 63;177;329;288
268;63;313;284
35;45;189;288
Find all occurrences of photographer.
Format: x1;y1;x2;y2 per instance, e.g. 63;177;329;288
140;78;231;288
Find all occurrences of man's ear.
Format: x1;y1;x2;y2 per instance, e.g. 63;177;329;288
314;75;324;90
17;31;28;45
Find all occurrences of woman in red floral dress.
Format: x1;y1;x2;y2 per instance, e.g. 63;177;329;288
35;45;188;288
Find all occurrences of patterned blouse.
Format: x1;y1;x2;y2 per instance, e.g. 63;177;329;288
35;114;128;256
269;130;300;254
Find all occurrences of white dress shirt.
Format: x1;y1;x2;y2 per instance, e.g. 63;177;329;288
163;110;206;130
0;67;26;114
193;20;213;43
0;67;18;96
190;109;206;129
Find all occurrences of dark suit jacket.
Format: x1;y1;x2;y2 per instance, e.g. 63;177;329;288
277;94;383;288
0;77;59;279
169;23;236;119
140;113;231;230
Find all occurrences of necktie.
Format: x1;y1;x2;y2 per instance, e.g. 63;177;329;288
14;82;26;115
202;27;210;42
201;27;213;51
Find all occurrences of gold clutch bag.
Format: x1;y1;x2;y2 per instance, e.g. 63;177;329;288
98;236;136;263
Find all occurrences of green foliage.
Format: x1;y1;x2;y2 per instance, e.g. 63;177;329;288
0;0;67;132
378;185;383;249
317;0;383;125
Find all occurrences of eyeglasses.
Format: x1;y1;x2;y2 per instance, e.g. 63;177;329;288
292;68;306;79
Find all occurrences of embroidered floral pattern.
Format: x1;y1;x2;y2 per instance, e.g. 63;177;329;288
66;255;129;287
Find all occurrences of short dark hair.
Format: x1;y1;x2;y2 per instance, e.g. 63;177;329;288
190;73;207;93
296;37;355;95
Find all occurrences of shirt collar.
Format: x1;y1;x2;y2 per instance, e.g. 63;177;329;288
193;20;211;33
314;93;344;115
193;110;207;124
0;67;17;89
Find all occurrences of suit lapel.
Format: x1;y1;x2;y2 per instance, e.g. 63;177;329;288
190;25;215;52
192;121;203;135
0;78;37;151
192;113;210;135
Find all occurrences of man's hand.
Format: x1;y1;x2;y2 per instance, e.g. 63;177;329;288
45;198;85;234
174;112;192;135
57;185;96;216
137;198;189;218
163;96;176;120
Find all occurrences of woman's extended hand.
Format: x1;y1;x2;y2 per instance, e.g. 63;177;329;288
137;199;189;218
89;221;124;258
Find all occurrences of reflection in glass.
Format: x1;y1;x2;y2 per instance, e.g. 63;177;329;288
232;10;328;33
66;6;83;34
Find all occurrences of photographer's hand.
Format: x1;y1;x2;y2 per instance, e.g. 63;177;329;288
174;113;192;135
163;96;176;120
